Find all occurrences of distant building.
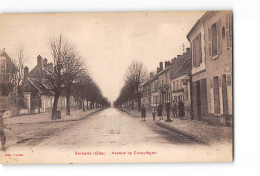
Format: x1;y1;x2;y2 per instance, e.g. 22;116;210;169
23;55;78;114
140;73;153;107
170;48;192;116
0;48;17;96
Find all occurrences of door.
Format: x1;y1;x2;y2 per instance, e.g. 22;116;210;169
222;74;229;115
213;76;220;114
196;81;201;119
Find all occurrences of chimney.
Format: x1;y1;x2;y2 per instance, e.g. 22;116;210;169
24;66;29;79
43;58;48;67
157;67;160;74
37;55;43;67
177;55;182;59
165;61;170;68
159;62;163;71
186;48;190;53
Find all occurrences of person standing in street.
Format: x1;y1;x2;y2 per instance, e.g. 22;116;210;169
141;104;146;121
172;101;177;118
165;102;172;122
157;104;163;120
152;108;156;120
178;98;185;118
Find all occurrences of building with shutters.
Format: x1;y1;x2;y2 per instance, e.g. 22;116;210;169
204;11;233;125
187;11;232;125
187;13;208;121
170;48;192;117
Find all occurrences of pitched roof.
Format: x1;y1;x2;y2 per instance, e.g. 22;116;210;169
170;51;191;80
27;77;54;96
172;59;191;79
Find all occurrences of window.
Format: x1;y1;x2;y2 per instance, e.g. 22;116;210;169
176;80;179;90
1;59;6;70
212;23;218;56
172;81;175;91
192;33;202;67
225;12;232;49
227;74;232;86
208;20;222;58
219;76;222;87
180;79;182;89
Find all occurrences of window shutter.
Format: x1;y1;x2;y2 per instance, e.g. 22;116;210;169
217;19;222;54
208;27;212;57
229;12;232;48
192;42;196;67
198;33;202;65
225;14;230;48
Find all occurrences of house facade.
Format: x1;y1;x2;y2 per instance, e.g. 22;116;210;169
0;48;17;96
187;15;208;121
23;55;78;114
150;75;160;107
203;11;233;124
187;11;232;124
170;48;192;116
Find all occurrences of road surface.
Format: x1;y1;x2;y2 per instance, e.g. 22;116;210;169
2;108;232;163
34;108;198;149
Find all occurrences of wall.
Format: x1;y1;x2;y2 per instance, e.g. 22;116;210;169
204;11;233;117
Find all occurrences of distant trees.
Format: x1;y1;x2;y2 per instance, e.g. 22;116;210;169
73;72;110;111
114;61;148;111
3;45;27;96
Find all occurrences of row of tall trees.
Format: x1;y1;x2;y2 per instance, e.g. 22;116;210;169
0;35;109;119
73;72;110;112
48;35;109;119
114;61;148;111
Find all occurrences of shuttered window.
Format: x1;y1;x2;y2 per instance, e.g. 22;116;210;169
209;19;222;58
192;33;202;67
208;28;212;57
217;19;222;54
225;12;232;49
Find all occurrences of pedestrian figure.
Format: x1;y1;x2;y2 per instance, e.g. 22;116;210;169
178;98;185;118
141;104;146;121
172;101;177;118
157;104;163;120
152;108;156;120
165;102;172;122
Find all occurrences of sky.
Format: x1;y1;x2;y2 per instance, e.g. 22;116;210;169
0;11;204;102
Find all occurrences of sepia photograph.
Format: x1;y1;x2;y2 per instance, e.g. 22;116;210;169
0;11;233;164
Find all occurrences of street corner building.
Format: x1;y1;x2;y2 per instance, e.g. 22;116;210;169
187;11;233;125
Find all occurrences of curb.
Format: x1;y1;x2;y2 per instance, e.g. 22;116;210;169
119;108;207;144
155;121;207;144
4;108;105;125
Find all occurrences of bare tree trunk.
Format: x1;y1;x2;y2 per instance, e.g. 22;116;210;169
82;98;85;111
66;85;72;115
52;91;60;119
137;96;141;112
66;94;71;115
131;99;134;110
86;99;89;110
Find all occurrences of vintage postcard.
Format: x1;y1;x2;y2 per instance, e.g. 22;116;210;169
0;11;233;164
